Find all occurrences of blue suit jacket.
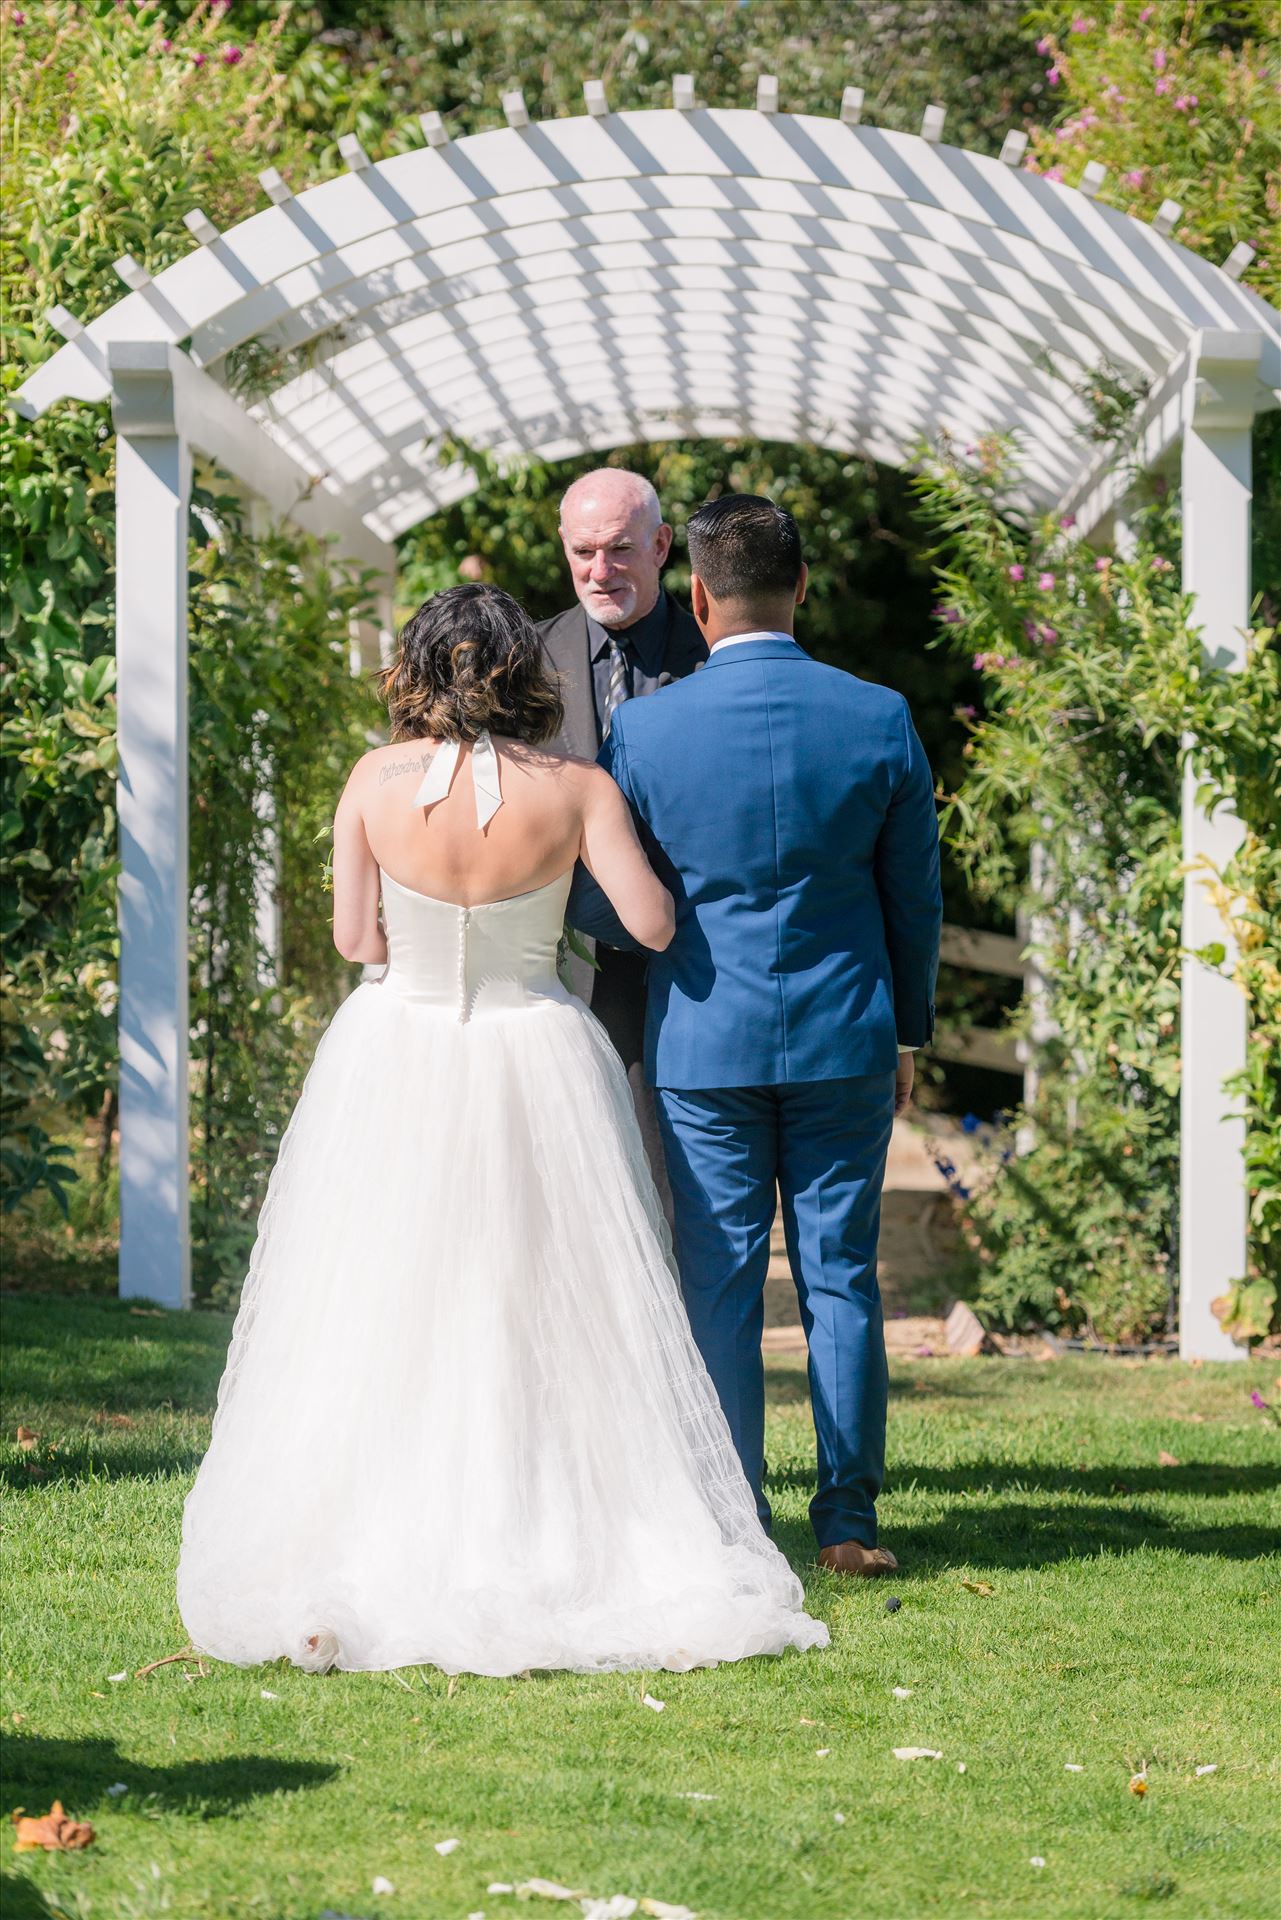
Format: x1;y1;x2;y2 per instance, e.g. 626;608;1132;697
567;635;942;1091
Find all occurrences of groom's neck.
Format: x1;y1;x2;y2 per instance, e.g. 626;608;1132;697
702;601;796;646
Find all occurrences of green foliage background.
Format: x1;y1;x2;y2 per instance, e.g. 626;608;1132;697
2;0;1278;1328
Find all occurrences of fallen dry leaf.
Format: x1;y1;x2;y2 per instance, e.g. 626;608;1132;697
15;1427;39;1451
97;1411;136;1430
1157;1450;1180;1467
128;1306;165;1317
960;1580;995;1597
11;1801;95;1852
516;1880;586;1901
797;1716;818;1726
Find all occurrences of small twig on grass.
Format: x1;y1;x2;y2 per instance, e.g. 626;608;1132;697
134;1648;197;1679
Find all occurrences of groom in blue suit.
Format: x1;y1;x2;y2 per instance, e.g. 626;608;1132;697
568;495;942;1574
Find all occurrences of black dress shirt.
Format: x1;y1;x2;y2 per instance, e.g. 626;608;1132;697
585;591;672;736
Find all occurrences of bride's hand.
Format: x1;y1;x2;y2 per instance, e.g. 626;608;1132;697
579;767;675;952
894;1052;914;1116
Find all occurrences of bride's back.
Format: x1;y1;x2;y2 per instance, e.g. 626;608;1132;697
357;734;586;907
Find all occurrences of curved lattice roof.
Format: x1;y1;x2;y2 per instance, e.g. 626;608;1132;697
19;94;1281;541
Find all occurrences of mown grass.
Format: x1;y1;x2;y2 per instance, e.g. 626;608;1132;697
2;1293;1278;1920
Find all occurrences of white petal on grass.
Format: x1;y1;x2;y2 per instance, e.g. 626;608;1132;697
487;1886;515;1896
582;1900;639;1919
260;1688;280;1700
517;1881;584;1901
1065;1763;1084;1772
434;1837;461;1856
638;1902;697;1920
892;1687;912;1698
893;1747;943;1760
1030;1857;1047;1870
833;1812;846;1824
372;1878;395;1896
107;1671;128;1684
642;1694;666;1713
106;1783;129;1797
674;1792;717;1800
956;1763;967;1774
1195;1763;1218;1777
815;1748;832;1757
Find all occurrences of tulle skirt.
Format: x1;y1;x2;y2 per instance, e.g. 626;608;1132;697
176;980;829;1675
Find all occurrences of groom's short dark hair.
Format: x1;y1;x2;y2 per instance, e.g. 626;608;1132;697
686;495;803;602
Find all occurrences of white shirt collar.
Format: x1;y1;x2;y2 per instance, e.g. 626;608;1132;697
709;629;798;654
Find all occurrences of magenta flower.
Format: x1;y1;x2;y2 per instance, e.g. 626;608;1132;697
1037;571;1056;591
1151;556;1174;572
1124;169;1145;188
1036;36;1052;54
1155;76;1171;95
221;43;243;65
1070;13;1091;30
1251;1390;1267;1408
1139;4;1153;17
1153;47;1168;71
1044;166;1065;183
13;7;25;20
1060;513;1076;530
1008;563;1025;582
192;50;207;66
1095;555;1111;571
1037;625;1058;646
159;35;172;48
1174;93;1197;110
957;704;978;720
1046;65;1061;87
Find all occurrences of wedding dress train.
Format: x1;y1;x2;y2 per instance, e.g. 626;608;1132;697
177;785;828;1674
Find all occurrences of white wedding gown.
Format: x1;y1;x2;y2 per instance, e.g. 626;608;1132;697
177;811;828;1675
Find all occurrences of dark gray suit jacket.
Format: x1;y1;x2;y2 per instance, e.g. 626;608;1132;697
537;595;706;1067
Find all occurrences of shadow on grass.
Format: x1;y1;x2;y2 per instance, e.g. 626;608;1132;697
2;1294;228;1418
766;1361;987;1408
0;1730;338;1821
0;1874;67;1920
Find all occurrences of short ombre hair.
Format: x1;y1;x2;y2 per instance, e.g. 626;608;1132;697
377;583;564;744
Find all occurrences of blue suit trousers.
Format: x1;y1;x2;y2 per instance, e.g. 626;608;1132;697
657;1075;895;1549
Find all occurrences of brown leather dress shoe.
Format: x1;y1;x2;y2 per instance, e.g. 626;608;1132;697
817;1541;899;1577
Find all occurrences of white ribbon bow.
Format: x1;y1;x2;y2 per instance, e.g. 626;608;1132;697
411;729;503;829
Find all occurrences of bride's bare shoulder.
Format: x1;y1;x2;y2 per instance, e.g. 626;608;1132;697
340;741;430;801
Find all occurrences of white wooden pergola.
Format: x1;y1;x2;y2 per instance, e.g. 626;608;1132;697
15;82;1280;1356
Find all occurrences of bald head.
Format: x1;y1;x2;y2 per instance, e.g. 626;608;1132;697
558;468;673;630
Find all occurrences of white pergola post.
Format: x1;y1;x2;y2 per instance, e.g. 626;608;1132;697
110;344;193;1307
1178;330;1263;1361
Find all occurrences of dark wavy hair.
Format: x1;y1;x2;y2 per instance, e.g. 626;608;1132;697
377;583;564;744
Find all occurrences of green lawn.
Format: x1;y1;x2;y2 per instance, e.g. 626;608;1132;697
2;1294;1278;1920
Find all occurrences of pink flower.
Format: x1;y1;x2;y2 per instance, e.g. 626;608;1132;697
1036;36;1052;54
191;50;207;66
1044;166;1065;183
1139;4;1153;18
1046;65;1061;86
1008;563;1025;582
221;43;243;64
1095;555;1111;571
13;7;25;20
1154;77;1171;95
159;35;172;48
1123;169;1145;188
1070;13;1091;30
1037;571;1056;591
957;704;978;720
1153;47;1168;71
1037;624;1058;646
1151;555;1173;572
1060;513;1076;529
1251;1390;1267;1408
1174;93;1197;110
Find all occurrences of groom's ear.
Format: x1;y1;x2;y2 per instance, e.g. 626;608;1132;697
689;571;712;630
794;562;809;608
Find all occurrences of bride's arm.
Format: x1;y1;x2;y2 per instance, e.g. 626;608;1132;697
578;766;675;952
332;763;389;964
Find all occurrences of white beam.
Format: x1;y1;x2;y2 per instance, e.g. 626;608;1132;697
1178;329;1262;1360
110;346;192;1308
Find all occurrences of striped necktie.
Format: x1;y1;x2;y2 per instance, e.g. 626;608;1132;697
602;637;631;740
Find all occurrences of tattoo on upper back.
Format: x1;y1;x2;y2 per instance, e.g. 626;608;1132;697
378;754;430;787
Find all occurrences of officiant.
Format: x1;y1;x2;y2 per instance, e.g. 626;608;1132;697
539;469;705;1188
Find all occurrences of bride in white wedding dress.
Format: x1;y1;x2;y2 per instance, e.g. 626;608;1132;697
177;581;828;1676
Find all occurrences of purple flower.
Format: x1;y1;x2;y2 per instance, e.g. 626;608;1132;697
1037;571;1056;591
221;44;243;65
1251;1390;1267;1408
936;605;963;625
1008;563;1025;582
13;7;25;20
